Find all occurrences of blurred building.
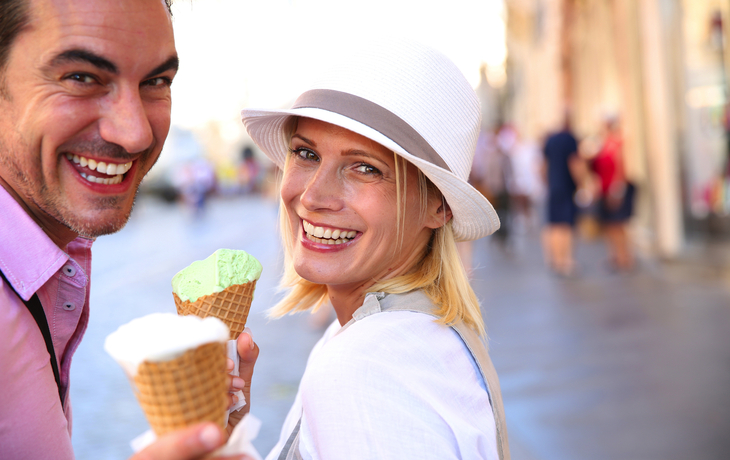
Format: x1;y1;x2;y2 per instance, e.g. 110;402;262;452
504;0;730;258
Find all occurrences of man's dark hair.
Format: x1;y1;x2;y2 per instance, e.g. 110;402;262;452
0;0;173;93
0;0;30;84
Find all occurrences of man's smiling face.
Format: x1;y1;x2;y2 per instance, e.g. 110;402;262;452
0;0;178;246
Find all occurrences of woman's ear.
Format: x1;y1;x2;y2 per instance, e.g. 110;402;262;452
425;196;453;229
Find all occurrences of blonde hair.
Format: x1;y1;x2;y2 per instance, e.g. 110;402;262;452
269;118;486;336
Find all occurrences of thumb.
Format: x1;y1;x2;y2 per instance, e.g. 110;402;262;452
130;423;227;460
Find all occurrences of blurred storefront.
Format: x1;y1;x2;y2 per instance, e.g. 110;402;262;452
504;0;730;258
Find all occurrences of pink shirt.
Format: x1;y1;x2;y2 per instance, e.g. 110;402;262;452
0;186;92;459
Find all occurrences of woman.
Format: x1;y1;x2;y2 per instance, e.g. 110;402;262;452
592;116;635;271
242;39;509;460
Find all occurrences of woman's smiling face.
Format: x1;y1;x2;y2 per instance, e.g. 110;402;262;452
281;117;439;297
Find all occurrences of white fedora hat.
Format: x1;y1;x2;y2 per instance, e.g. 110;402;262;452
241;39;499;241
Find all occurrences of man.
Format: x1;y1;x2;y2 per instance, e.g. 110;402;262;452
0;0;257;458
542;116;586;277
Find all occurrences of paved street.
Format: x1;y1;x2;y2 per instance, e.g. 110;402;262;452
471;233;730;460
70;194;730;459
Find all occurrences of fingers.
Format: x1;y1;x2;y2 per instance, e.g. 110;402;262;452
227;392;238;409
236;328;259;378
236;328;258;363
227;374;245;393
226;328;258;431
130;423;227;460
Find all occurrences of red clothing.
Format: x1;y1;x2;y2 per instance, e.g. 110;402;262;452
0;185;92;459
592;134;623;196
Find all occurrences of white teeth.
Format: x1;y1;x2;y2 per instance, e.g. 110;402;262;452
80;172;123;185
66;153;133;178
302;220;356;243
307;235;352;245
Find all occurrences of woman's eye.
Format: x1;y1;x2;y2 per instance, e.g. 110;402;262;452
355;163;381;175
290;148;319;162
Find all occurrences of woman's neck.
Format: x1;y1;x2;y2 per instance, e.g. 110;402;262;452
326;243;431;325
327;284;371;326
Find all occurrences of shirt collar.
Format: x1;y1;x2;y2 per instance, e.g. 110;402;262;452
350;290;433;321
0;186;70;300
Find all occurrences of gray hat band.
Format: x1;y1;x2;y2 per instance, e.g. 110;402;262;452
293;89;451;173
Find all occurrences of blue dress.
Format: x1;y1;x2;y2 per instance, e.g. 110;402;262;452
543;130;578;224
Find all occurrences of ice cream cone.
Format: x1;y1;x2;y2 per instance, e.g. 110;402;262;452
133;341;228;436
173;280;256;340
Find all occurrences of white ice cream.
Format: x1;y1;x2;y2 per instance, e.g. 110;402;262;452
104;313;230;377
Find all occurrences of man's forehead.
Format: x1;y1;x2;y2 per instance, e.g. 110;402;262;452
29;0;171;20
24;0;176;71
26;0;174;44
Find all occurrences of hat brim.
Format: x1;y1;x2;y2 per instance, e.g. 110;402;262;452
242;107;500;241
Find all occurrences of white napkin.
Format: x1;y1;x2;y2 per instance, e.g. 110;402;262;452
227;339;247;419
131;414;262;459
213;413;263;460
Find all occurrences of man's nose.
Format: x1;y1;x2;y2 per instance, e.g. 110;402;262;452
98;86;154;154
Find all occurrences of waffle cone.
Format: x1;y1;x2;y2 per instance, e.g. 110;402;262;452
174;280;256;340
133;341;228;436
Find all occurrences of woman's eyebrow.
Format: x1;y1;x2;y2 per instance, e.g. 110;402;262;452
291;133;316;146
341;149;382;161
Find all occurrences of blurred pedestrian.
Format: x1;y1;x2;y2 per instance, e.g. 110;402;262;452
542;117;586;276
238;146;262;194
504;128;544;233
472;127;513;246
242;39;509;460
173;157;217;218
592;116;635;271
0;0;257;458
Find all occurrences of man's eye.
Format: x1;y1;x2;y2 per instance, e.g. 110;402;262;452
65;73;96;84
143;76;173;87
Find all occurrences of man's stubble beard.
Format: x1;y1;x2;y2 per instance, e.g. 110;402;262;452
42;181;140;238
0;136;148;239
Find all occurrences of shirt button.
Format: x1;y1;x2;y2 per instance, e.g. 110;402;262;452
63;302;76;311
62;265;76;277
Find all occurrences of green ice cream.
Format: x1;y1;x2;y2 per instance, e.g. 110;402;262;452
172;249;262;302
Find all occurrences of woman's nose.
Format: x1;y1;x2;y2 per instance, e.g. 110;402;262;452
299;165;344;212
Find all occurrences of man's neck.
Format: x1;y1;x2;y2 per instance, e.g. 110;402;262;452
0;178;78;250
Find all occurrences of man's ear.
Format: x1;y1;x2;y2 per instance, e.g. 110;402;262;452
425;196;453;229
